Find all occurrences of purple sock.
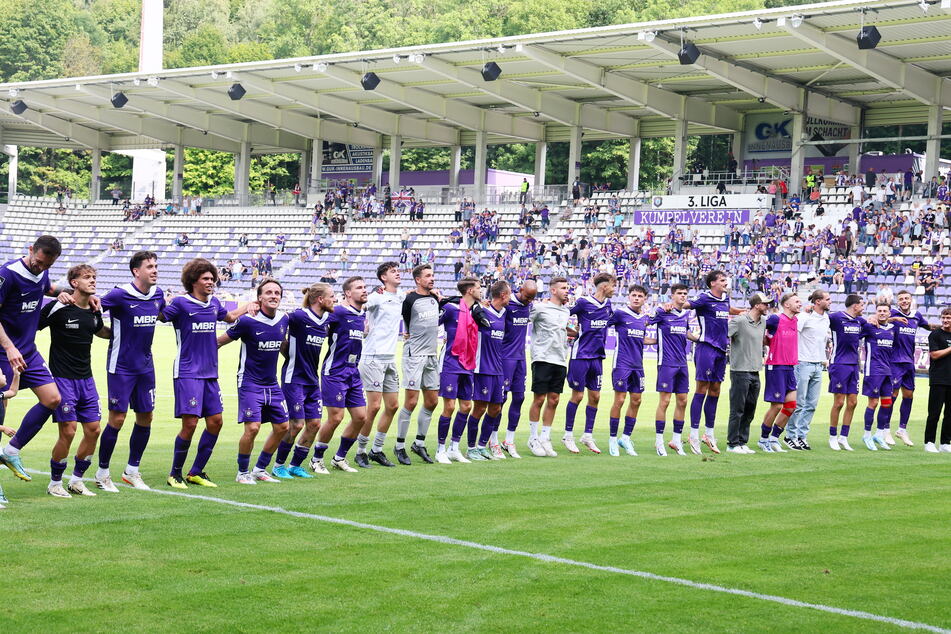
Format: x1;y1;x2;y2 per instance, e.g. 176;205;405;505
451;412;468;443
290;444;309;467
466;415;479;447
127;424;151;468
313;442;329;460
689;393;704;430
877;406;891;430
9;403;54;450
761;423;772;439
899;398;913;429
50;459;67;482
237;453;251;473
703;395;719;431
73;457;92;478
584;406;597;434
437;416;451;444
274;440;294;465
507;393;524;432
491;414;503;433
829;425;837;437
672;419;684;434
255;450;273;470
98;423;121;469
609;417;619;437
841;424;851;437
188;431;218;476
623;416;636;435
655;420;666;433
864;407;875;432
770;424;783;438
334;436;356;459
565;401;578;432
477;416;494;446
171;435;191;477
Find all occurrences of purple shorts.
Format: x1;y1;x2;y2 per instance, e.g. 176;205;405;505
237;384;288;424
321;368;366;409
890;362;916;392
694;342;726;383
863;373;893;398
174;378;223;419
439;371;474;401
656;365;689;394
567;358;603;392
612;366;645;393
474;373;506;404
107;371;156;413
53;377;100;423
0;349;53;389
828;364;860;395
764;365;797;402
283;382;323;420
502;358;527;395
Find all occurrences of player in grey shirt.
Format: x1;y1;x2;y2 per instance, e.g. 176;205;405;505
392;263;441;464
527;276;573;457
356;262;403;468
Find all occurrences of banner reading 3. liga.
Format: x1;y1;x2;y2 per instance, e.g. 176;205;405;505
633;209;751;225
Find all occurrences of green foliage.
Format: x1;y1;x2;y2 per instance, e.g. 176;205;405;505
182;148;235;197
0;0;81;81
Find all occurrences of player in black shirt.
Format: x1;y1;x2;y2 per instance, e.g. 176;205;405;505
39;264;109;498
0;367;21;508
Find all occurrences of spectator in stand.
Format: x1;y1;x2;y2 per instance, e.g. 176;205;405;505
238;233;249;248
111;187;122;205
195;196;203;214
319;269;338;284
293;183;302;206
275;234;286;253
519;178;530;204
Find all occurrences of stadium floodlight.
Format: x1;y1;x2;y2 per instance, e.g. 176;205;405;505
10;99;27;115
294;63;303;72
919;0;929;12
228;82;246;100
408;53;425;63
314;62;328;72
790;14;804;27
361;71;381;90
110;91;128;109
147;76;159;87
753;18;764;30
8;88;19;98
481;61;502;81
641;30;657;42
392;54;402;64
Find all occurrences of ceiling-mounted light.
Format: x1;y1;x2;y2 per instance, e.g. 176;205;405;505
314;62;328;72
408;53;425;63
10;99;27;115
111;91;128;108
643;30;657;42
132;78;142;86
294;63;303;72
210;71;220;79
147;76;159;87
361;71;381;90
496;44;505;54
392;54;402;64
919;0;929;12
481;61;502;81
228;82;246;100
8;88;19;98
790;14;804;28
753;17;764;30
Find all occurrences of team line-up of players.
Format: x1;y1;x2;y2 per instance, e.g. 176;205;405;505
0;234;934;506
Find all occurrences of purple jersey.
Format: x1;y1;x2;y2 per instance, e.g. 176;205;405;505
475;304;506;376
282;307;328;386
651;307;690;367
101;283;166;375
164;294;228;379
862;322;895;376
691;290;730;351
569;296;613;360
439;301;468;375
226;311;288;388
501;296;531;360
609;306;649;371
0;258;51;355
829;311;866;365
891;307;926;364
321;304;366;376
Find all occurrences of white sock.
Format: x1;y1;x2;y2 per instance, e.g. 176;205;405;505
689;428;699;440
672;432;682;443
372;431;387;452
4;444;19;456
437;443;446;453
489;430;499;445
450;441;459;452
504;430;515;445
529;421;540;439
563;430;574;439
125;464;139;475
655;432;665;444
541;426;551;441
50;477;61;485
96;467;109;480
622;433;631;441
68;475;82;485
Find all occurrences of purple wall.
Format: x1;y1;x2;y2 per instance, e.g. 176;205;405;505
743;153;925;174
321;168;533;187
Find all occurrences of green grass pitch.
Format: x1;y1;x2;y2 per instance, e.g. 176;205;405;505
1;326;949;632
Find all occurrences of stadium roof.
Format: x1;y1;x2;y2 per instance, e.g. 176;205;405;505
0;0;949;154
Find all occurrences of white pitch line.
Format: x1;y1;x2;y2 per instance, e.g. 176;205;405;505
128;486;946;633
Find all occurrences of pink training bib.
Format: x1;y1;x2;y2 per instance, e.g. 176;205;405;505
766;313;798;366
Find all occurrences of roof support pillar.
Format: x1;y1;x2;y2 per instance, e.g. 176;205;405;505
235;140;251;205
731;131;744;176
848;125;861;174
474;131;487;206
925;106;943;183
534;141;548;193
89;148;102;203
449;144;462;190
789;113;805;198
567;126;582;186
310;139;323;194
371;144;383;189
172;143;184;203
7;145;17;201
671;118;688;194
389;135;402;191
297;144;309;203
627;137;641;193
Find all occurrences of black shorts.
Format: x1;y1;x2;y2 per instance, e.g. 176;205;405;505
532;362;567;395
